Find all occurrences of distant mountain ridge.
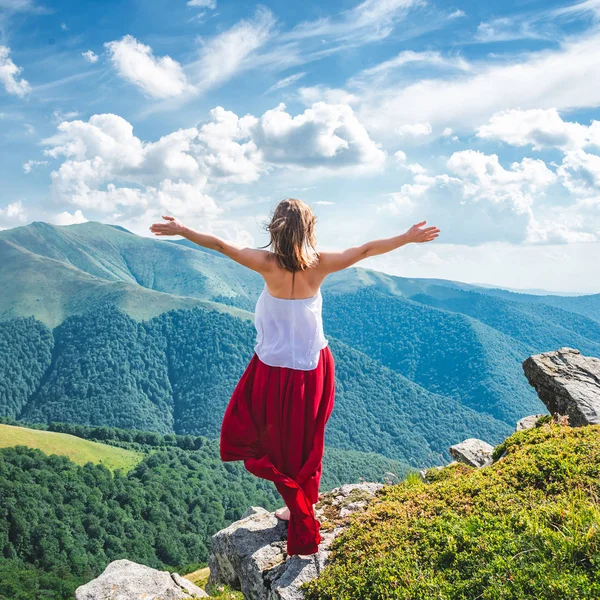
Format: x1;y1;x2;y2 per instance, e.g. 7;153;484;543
1;221;598;461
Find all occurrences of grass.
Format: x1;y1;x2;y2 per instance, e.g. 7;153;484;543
0;424;142;472
302;422;600;599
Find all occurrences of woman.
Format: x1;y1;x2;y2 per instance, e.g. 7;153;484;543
150;198;439;556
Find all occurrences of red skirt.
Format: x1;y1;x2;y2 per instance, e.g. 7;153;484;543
220;345;335;556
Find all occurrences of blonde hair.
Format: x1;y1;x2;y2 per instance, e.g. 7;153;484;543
260;198;320;272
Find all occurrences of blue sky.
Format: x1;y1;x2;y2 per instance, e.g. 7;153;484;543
1;0;600;292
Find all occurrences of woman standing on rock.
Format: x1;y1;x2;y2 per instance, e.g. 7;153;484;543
150;199;439;556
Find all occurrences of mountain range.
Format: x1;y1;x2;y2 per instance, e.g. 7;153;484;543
1;221;599;466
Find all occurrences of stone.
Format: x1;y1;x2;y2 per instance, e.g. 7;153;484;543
523;348;600;427
74;559;208;599
516;414;546;432
449;438;494;468
208;482;383;600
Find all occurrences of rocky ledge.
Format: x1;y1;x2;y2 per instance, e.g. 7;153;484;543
523;347;600;426
208;482;383;600
75;559;208;599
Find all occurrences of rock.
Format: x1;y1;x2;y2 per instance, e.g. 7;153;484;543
208;482;383;600
449;438;494;468
74;559;208;599
523;348;600;427
516;414;546;432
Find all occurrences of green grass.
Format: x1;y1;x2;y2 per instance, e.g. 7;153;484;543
302;423;600;599
0;424;142;471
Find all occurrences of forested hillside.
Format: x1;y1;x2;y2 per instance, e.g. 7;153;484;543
0;424;408;600
1;222;597;440
1;307;507;465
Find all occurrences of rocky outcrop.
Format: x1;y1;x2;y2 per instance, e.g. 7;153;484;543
450;438;494;468
516;414;546;432
449;438;494;467
523;348;600;427
208;483;383;600
75;559;208;599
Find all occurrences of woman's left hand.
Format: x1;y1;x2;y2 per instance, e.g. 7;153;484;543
149;215;187;236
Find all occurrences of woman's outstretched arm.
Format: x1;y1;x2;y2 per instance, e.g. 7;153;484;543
149;215;270;273
318;221;440;275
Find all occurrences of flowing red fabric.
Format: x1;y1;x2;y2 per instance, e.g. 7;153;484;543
219;345;335;556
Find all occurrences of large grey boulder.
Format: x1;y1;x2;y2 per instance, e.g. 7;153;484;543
523;348;600;427
75;559;208;599
208;482;383;600
449;438;494;467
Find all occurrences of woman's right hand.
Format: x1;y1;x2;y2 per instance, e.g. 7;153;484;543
405;221;440;243
149;215;187;237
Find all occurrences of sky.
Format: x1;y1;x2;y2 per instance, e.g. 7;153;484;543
1;0;600;293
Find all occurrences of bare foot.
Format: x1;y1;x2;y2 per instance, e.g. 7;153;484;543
275;506;290;520
275;504;318;521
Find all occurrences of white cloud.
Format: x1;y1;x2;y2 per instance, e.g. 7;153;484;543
378;150;562;244
105;35;193;98
191;7;275;94
557;148;600;198
187;0;216;7
53;209;88;225
82;50;99;63
0;46;30;97
42;113;218;217
394;150;407;163
396;122;432;137
195;107;263;183
194;102;385;180
250;102;386;170
350;50;471;87
287;0;425;43
41;102;385;221
356;32;600;133
474;17;546;43
477;108;600;151
265;72;306;94
0;201;27;225
23;160;48;173
313;200;335;205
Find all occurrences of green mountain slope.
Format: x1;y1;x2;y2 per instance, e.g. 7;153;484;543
9;305;507;465
323;287;544;424
1;220;597;455
0;423;142;471
304;423;600;600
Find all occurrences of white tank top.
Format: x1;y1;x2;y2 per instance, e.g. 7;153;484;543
253;283;329;371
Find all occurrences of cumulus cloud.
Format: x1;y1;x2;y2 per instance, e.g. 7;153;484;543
105;35;193;98
0;201;27;227
557;149;600;198
42;113;217;217
82;50;99;63
378;150;564;244
0;46;30;97
41;102;380;222
250;102;385;169
477;108;600;151
53;209;88;225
